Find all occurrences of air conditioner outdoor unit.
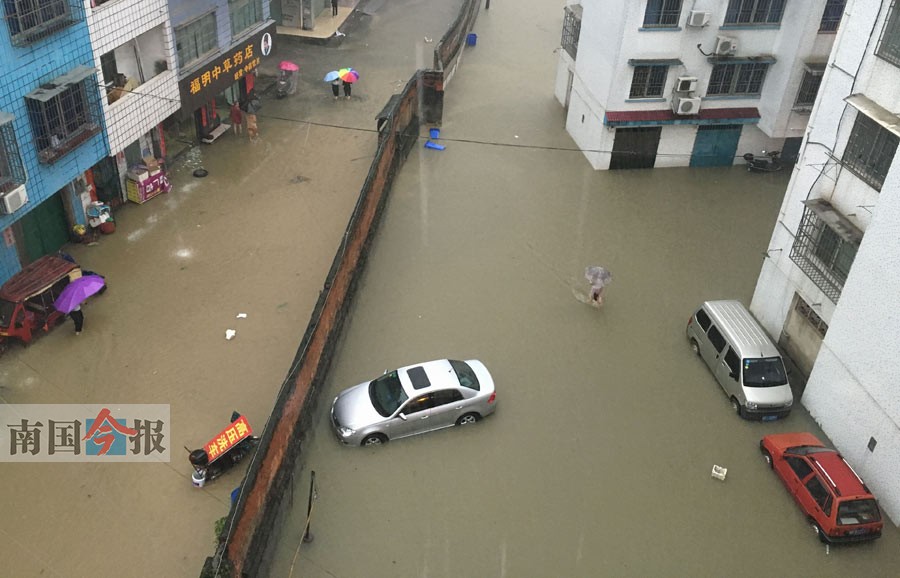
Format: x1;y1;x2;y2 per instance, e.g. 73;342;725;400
715;36;737;56
675;76;698;93
0;184;28;214
687;10;711;27
673;96;701;116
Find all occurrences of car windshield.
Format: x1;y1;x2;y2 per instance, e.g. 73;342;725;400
450;359;480;390
0;299;15;327
368;371;408;417
742;357;788;387
837;499;881;525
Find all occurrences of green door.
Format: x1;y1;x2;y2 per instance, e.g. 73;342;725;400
20;194;69;262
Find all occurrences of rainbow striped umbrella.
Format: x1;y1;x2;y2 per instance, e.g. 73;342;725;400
338;68;359;83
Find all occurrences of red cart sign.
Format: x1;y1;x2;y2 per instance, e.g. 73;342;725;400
204;415;252;463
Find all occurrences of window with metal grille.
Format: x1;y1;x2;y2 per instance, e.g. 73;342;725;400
25;67;101;165
0;113;26;194
707;62;769;96
794;296;829;338
794;64;825;109
876;1;900;67
724;0;785;25
229;0;262;37
842;112;898;191
3;0;79;46
561;5;581;59
175;12;218;70
643;0;682;27
819;0;845;32
630;65;668;98
790;200;861;303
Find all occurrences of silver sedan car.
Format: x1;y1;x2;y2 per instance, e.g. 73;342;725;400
330;359;497;446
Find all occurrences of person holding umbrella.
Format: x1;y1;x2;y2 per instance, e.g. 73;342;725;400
53;274;106;335
584;265;612;308
339;68;358;100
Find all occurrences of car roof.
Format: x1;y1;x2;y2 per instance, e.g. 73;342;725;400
809;451;870;497
398;359;459;394
701;300;780;358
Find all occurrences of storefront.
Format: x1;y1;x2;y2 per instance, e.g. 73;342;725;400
177;22;277;144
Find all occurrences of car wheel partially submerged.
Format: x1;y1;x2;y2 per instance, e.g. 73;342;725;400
811;521;828;543
760;446;773;469
362;434;386;446
456;413;479;426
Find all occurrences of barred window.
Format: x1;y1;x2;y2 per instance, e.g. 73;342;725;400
794;64;825;109
707;62;769;96
790;200;861;303
819;0;845;32
643;0;682;28
876;1;900;67
630;65;668;98
3;0;78;46
842;113;899;191
0;113;26;194
561;4;581;60
794;297;829;338
229;0;262;37
175;12;218;70
724;0;785;25
25;67;102;165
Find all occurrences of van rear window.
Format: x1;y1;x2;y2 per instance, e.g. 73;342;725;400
742;357;788;387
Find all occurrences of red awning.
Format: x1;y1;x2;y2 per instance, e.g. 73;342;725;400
605;107;760;125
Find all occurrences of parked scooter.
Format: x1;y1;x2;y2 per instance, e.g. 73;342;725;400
275;61;299;98
188;411;260;487
743;150;783;172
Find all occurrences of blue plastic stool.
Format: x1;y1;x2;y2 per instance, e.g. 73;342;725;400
466;33;477;47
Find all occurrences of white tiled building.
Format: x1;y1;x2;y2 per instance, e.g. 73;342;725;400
751;0;900;524
87;0;180;186
555;0;843;169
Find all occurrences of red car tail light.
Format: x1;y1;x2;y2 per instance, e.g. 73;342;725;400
488;392;496;404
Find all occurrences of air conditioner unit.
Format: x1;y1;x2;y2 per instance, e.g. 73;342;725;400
0;184;28;214
715;36;737;56
672;96;701;116
675;76;698;93
687;10;711;27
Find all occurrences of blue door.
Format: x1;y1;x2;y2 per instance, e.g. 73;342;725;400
690;125;743;167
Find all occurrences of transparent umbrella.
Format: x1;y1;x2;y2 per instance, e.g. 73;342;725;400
584;266;612;288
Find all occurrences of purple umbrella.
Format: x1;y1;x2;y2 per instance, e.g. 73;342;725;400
54;275;105;314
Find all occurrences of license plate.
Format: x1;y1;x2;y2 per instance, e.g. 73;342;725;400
848;528;869;536
762;415;778;422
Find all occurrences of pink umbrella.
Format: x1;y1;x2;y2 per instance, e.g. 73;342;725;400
279;61;300;72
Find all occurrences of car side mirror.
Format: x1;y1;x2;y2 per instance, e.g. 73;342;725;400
729;371;738;380
398;413;407;421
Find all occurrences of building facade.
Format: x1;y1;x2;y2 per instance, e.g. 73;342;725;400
555;0;843;170
0;0;109;282
751;0;900;524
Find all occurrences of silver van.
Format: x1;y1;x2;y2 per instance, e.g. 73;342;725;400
686;300;792;420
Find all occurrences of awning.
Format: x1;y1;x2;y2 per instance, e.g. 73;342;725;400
0;111;13;126
707;55;777;65
845;93;900;137
803;198;863;246
25;66;97;103
627;58;683;67
605;107;760;127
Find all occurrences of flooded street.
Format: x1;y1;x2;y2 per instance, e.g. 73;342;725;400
264;2;900;578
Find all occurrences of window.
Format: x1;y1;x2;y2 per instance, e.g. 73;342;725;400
786;456;813;480
430;390;463;408
842;112;899;190
368;371;408;417
794;296;829;338
629;65;668;98
794;64;825;110
407;366;431;389
790;199;862;302
694;309;711;332
742;357;788;387
837;499;881;525
819;0;845;32
707;62;770;96
707;326;726;354
402;395;433;415
450;360;481;391
643;0;682;28
25;67;101;165
876;1;900;67
805;476;833;515
561;4;582;59
723;349;740;378
0;113;26;194
229;0;262;37
175;12;218;70
3;0;77;46
724;0;786;25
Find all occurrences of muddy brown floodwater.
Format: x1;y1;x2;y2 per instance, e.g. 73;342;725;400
261;2;900;578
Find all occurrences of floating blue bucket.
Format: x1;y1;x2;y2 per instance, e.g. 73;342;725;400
429;128;440;139
466;33;477;47
424;141;445;151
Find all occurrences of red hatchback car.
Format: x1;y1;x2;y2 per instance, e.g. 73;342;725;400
760;433;882;544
